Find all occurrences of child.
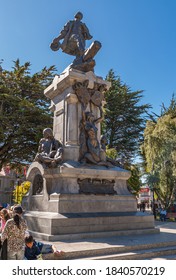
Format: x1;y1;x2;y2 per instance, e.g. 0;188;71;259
24;235;64;260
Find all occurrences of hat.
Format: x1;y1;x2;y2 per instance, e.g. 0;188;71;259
74;12;83;20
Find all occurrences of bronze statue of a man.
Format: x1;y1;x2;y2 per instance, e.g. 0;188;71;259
50;12;101;72
34;128;63;168
51;12;92;57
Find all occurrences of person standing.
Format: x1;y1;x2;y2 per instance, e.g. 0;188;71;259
142;202;146;212
0;208;11;232
1;205;27;260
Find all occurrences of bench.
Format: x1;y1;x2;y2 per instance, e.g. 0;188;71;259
166;212;176;220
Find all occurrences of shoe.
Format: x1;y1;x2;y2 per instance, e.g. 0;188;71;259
37;254;43;260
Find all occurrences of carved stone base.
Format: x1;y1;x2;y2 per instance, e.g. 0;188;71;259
23;161;156;240
23;161;134;213
24;211;157;241
24;161;131;203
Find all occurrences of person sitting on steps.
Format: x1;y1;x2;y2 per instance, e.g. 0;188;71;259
24;235;65;260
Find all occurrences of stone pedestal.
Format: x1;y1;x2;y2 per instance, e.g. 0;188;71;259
44;68;110;161
24;161;133;212
24;161;156;240
23;69;156;240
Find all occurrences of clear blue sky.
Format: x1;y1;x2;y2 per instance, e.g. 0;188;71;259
1;0;176;115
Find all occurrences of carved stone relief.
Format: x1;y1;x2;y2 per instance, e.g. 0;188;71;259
78;178;116;194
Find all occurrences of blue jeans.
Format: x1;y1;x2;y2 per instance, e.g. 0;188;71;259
160;214;166;221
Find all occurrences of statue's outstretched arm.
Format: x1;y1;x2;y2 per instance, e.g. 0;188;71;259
52;22;70;43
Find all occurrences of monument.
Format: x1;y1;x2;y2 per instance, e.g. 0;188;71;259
23;12;157;241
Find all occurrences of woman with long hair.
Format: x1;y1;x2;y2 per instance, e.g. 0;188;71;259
0;208;11;232
1;205;27;260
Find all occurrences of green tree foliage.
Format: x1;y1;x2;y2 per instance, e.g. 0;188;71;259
0;59;56;170
141;98;176;208
102;69;151;193
104;69;151;162
126;164;141;194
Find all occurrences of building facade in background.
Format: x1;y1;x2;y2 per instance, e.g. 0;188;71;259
0;165;27;206
138;186;151;206
0;166;16;206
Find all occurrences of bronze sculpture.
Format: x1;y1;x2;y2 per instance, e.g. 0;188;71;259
72;80;114;167
79;111;113;167
34;128;63;168
50;12;101;72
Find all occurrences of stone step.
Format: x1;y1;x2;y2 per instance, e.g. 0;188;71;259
42;239;176;260
44;242;176;260
29;227;159;241
65;242;176;260
25;211;156;240
37;220;176;260
148;254;176;260
80;245;176;260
